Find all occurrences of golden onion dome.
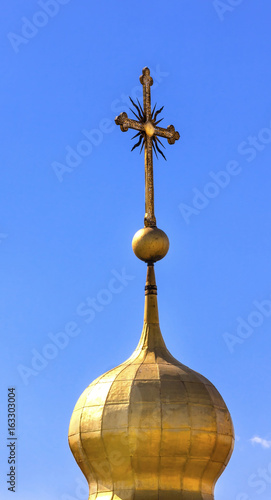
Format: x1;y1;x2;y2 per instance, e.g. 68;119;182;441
69;264;234;499
69;66;234;499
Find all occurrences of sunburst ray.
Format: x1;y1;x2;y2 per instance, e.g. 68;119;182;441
129;97;143;121
153;106;164;122
154;136;167;160
131;135;143;151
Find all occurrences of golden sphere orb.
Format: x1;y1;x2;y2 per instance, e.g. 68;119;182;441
132;226;169;262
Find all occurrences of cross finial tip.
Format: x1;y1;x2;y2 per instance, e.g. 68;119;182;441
167;125;180;144
115;112;129;132
140;67;153;87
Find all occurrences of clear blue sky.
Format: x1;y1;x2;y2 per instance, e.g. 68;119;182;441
1;1;271;499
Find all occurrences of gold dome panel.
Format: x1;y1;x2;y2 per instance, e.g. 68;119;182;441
69;265;234;500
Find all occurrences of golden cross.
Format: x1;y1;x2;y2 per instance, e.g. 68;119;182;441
115;67;180;228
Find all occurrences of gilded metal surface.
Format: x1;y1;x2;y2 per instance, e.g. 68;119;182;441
132;227;169;263
69;265;234;499
115;67;180;228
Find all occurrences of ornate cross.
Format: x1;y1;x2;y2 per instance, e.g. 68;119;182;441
115;67;180;228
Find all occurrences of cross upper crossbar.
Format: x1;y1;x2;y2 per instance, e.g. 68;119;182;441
115;114;180;145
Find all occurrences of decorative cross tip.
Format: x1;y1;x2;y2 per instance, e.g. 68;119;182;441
115;112;129;132
139;67;153;87
167;125;180;145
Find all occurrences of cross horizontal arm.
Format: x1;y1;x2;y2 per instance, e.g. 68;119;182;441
153;124;180;145
115;112;144;133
